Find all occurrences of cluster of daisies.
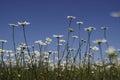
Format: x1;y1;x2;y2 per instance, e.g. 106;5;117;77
0;16;119;69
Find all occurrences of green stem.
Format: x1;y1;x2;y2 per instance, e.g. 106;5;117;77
22;26;30;57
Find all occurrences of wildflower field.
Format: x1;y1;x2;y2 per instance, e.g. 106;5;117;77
0;16;120;80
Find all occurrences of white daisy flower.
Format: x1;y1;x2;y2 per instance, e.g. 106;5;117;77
0;49;5;53
0;40;7;43
46;37;52;42
84;27;96;32
67;16;76;19
9;24;18;27
93;39;107;44
53;35;63;38
6;50;12;53
60;39;66;43
35;40;46;46
106;47;116;57
72;35;79;39
68;28;74;32
76;21;83;25
92;46;99;51
101;26;108;30
18;21;30;26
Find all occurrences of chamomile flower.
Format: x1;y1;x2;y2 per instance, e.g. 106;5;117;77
84;27;96;32
46;37;52;42
58;43;63;46
48;50;52;54
40;42;47;46
81;39;87;43
19;43;27;48
35;40;46;45
17;74;21;77
44;56;49;60
72;35;79;39
68;28;74;32
0;49;5;53
18;21;30;26
106;47;116;57
34;50;40;56
93;39;107;44
76;21;83;25
88;53;93;57
92;46;99;51
60;39;66;43
45;41;51;45
0;40;7;43
101;26;108;30
44;52;49;55
9;24;18;27
6;50;12;53
67;16;76;19
35;40;42;44
53;35;63;38
106;65;113;69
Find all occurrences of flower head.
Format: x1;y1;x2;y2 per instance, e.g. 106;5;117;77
101;26;108;30
18;21;30;26
53;35;63;38
35;40;42;44
48;50;52;54
84;27;96;32
18;43;29;49
0;49;5;53
93;39;107;44
68;28;74;32
110;11;120;17
88;53;93;57
92;46;99;51
44;56;49;60
106;47;116;57
67;16;76;19
34;50;40;56
9;24;18;27
35;40;46;46
81;39;87;43
46;37;52;42
18;74;21;78
76;21;83;25
0;40;7;43
60;39;66;43
6;50;12;53
58;43;63;46
45;41;51;45
72;35;79;39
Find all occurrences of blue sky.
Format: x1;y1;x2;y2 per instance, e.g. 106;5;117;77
0;0;120;53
